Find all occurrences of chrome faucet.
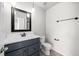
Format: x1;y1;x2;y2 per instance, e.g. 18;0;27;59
20;33;26;37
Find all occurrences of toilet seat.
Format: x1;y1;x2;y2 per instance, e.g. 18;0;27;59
42;43;52;50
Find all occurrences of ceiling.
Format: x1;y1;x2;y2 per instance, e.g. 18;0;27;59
15;2;59;10
34;2;59;10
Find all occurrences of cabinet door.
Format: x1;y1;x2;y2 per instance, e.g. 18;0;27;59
23;47;28;56
5;42;23;53
5;48;24;56
32;52;40;56
28;43;40;55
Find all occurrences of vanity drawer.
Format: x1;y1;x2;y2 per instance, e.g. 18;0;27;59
5;42;23;53
5;48;24;56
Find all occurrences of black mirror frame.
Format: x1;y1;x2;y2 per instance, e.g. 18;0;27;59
11;7;31;32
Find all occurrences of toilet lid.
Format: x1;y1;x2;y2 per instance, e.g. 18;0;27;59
42;43;52;48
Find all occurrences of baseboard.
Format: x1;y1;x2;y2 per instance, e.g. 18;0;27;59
51;49;64;56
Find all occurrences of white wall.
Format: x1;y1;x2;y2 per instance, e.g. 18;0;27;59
0;3;5;47
4;2;45;36
46;2;79;56
0;3;5;56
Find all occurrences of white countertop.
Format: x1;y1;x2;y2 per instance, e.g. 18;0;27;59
4;33;40;45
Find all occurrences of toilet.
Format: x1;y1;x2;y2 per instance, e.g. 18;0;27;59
40;36;52;56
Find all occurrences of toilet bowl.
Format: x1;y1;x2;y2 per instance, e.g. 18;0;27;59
40;36;52;55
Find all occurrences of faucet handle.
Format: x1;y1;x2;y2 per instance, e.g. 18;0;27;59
20;33;26;37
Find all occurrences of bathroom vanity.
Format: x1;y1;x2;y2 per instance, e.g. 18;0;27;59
4;34;40;56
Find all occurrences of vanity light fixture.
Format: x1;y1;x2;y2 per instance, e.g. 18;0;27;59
32;8;35;12
32;1;35;13
27;13;30;18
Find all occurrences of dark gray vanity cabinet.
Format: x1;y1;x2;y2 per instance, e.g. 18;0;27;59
4;38;40;56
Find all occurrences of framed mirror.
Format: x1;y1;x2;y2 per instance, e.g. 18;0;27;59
11;7;31;32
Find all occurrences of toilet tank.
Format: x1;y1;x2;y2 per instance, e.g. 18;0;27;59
40;36;45;43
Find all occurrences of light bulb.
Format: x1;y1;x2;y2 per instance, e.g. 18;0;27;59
32;8;35;13
27;13;30;18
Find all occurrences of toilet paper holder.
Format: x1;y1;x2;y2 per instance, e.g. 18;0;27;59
0;47;4;54
54;38;60;41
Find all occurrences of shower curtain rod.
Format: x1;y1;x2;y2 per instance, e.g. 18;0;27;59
56;17;78;23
